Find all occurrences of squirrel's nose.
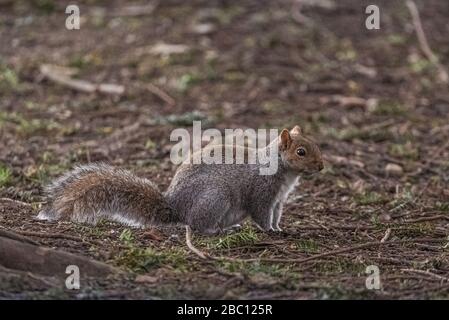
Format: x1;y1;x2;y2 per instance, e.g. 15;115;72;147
318;162;324;171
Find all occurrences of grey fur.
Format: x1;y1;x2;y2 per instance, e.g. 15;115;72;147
38;163;175;227
38;127;323;235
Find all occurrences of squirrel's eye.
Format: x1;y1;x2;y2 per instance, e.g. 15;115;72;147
296;148;306;157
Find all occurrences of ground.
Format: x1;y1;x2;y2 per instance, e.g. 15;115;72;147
0;0;448;299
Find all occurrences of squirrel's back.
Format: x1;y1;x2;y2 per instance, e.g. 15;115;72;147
38;163;177;227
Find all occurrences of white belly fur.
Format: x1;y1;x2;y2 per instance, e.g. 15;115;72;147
277;175;299;204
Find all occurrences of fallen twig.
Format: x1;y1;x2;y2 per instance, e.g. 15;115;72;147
320;95;369;108
291;0;313;25
310;217;330;230
403;215;449;224
189;235;447;265
380;228;392;243
146;83;176;106
185;226;210;260
40;64;125;95
40;64;176;104
237;238;447;263
401;268;449;282
0;197;32;207
406;0;448;83
15;230;104;247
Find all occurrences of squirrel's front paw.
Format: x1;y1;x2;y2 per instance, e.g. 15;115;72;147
256;225;283;233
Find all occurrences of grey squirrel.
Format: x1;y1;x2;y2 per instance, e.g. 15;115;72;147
37;126;323;235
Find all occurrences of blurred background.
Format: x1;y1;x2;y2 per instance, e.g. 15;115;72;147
0;0;448;299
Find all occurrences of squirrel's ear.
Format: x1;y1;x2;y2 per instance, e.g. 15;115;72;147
290;125;303;136
279;129;292;150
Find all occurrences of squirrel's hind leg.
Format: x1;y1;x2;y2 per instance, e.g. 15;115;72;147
250;207;275;232
186;190;232;235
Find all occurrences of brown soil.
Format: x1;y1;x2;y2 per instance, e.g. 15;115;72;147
0;0;448;299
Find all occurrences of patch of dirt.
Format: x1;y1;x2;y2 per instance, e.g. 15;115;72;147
0;0;448;299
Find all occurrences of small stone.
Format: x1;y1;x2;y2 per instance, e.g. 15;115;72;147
192;23;215;34
150;43;189;56
135;275;158;283
379;212;391;222
385;163;403;176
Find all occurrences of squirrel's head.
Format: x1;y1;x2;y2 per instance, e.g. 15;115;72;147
278;125;324;174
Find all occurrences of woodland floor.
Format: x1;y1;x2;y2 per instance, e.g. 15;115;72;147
0;0;448;299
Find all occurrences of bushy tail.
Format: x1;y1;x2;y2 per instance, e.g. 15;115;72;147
38;163;177;227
